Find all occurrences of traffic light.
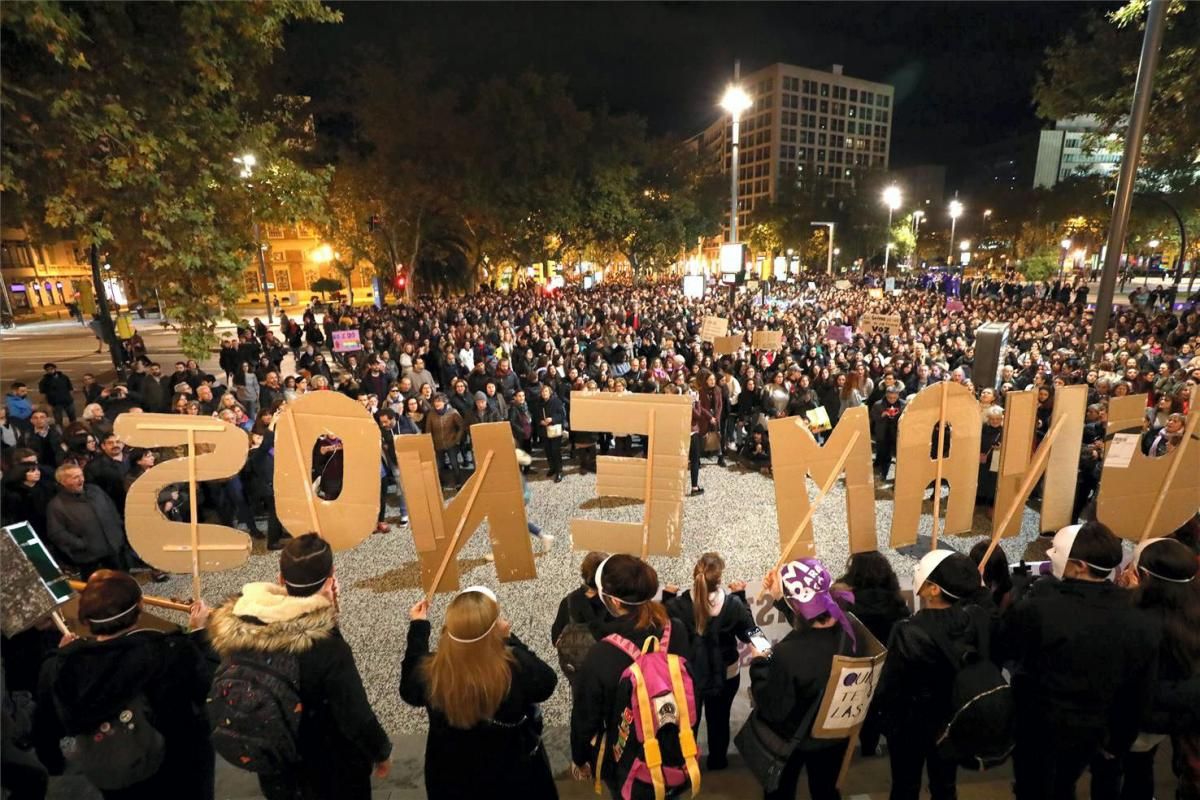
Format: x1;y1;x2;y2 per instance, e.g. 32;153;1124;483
393;272;407;292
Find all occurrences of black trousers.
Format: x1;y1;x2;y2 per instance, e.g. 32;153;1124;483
689;433;701;489
764;740;848;800
50;401;76;427
696;673;740;767
544;435;563;476
888;731;958;800
1014;722;1110;800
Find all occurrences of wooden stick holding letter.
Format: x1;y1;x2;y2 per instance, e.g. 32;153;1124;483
1139;411;1199;542
67;580;192;613
641;411;655;559
930;381;949;551
425;451;494;603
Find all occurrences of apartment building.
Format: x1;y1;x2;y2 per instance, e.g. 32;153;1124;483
1033;116;1122;189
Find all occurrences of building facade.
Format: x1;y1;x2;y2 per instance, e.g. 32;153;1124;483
1;228;94;318
1033;116;1122;189
239;222;376;306
694;62;895;240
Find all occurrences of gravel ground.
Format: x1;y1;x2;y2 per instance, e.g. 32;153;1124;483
150;452;1049;738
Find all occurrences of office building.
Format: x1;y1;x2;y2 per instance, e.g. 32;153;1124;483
1033;116;1122;189
693;62;895;240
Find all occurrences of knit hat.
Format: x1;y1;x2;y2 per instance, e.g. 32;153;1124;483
474;391;487;403
779;558;857;647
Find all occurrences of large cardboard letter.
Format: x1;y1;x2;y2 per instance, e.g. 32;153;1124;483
115;414;251;582
890;382;980;547
1096;396;1200;541
767;408;876;560
395;422;534;595
569;392;691;557
992;385;1086;538
273;391;381;550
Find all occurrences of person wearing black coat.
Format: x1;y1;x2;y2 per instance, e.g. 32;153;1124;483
665;553;755;770
569;555;693;797
537;384;565;481
977;408;1004;506
35;570;216;800
38;364;75;427
208;535;391;800
869;388;904;482
875;551;985;800
400;589;559;800
749;559;860;800
1001;522;1158;800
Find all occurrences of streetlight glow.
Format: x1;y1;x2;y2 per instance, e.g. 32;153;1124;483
960;240;971;252
949;200;963;219
912;209;925;220
882;185;902;210
1061;238;1073;250
947;200;964;263
720;86;752;116
1148;239;1160;249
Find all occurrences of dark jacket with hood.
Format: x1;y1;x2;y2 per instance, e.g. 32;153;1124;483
550;585;608;645
208;583;391;791
666;588;755;695
845;586;911;655
36;627;216;798
399;621;558;799
569;613;692;771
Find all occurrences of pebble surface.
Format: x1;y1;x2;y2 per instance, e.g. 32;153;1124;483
154;455;1048;737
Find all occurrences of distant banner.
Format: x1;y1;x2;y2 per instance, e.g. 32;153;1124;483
946;298;965;312
332;330;362;353
826;325;853;344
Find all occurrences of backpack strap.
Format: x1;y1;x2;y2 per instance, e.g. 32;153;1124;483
668;654;701;798
602;634;643;662
628;661;666;800
660;621;671;651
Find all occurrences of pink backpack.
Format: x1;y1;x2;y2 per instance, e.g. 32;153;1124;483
595;623;701;800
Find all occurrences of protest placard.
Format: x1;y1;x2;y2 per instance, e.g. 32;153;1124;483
699;315;729;343
332;330;362;352
751;330;783;351
857;312;902;336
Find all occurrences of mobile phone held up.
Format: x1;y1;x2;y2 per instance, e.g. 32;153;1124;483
747;626;773;657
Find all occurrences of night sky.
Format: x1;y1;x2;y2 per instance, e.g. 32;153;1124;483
282;1;1119;169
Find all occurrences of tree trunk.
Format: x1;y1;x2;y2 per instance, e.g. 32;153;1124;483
90;244;125;375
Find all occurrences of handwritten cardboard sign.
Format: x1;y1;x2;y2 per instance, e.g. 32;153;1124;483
699;316;729;343
713;335;743;356
332;330;362;353
751;330;783;351
858;312;902;336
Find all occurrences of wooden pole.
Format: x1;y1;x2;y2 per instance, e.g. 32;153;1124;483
978;415;1068;572
1139;411;1199;542
284;405;322;535
929;381;949;551
68;580;191;613
51;610;70;636
186;428;201;603
759;432;861;601
425;451;494;603
641;411;656;560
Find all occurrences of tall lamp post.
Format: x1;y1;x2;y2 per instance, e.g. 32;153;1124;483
720;83;753;247
811;221;836;276
947;200;963;265
882;185;901;276
235;153;273;324
1059;237;1073;281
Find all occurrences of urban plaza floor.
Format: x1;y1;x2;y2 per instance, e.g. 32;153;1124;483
49;456;1178;799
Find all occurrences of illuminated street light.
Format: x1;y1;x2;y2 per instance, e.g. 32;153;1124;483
235;152;273;321
1059;238;1073;281
881;185;902;276
947;200;964;263
720;84;753;247
960;240;971;251
1148;238;1161;249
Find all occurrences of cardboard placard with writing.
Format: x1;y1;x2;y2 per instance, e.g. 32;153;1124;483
272;391;381;551
569;392;691;557
699;316;729;343
810;614;887;739
332;330;362;353
857;312;902;336
826;325;853;344
1096;398;1200;541
395;423;535;595
115;414;252;575
751;330;783;351
768;408;877;560
713;335;742;356
889;382;981;548
1;523;71;637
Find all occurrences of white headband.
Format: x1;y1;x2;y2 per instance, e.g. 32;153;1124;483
284;574;331;589
87;600;140;624
595;556;649;606
446;586;501;644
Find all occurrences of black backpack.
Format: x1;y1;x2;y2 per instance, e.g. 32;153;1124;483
207;652;303;774
66;694;165;790
555;598;597;688
929;607;1015;770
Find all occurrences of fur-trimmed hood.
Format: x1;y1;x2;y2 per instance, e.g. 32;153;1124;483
208;582;337;657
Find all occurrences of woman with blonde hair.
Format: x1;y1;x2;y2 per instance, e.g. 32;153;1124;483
400;587;558;799
666;552;755;770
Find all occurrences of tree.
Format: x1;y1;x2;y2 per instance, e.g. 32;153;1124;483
310;276;342;299
1;2;338;359
1019;246;1061;281
1036;1;1199;176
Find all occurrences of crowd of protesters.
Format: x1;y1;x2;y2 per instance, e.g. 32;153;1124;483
1;271;1199;799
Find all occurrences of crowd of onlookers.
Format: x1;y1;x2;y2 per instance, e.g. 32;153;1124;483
1;272;1198;799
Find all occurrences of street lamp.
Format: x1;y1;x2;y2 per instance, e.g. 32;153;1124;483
811;221;836;276
235;152;273;323
947;200;963;264
881;185;901;275
1059;237;1072;281
720;85;753;246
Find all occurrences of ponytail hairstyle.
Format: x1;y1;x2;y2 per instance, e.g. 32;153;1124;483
692;552;726;635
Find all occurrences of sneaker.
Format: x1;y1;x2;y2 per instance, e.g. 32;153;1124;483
690;486;705;496
540;533;556;550
399;515;410;525
374;522;390;534
150;570;170;583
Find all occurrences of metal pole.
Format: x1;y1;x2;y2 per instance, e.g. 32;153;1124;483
884;206;894;276
254;221;273;324
1090;0;1167;362
947;217;957;264
729;60;741;246
89;244;124;374
827;224;834;277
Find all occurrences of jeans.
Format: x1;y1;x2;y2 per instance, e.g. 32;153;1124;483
696;673;740;767
764;740;848;800
436;447;462;487
888;731;958;800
